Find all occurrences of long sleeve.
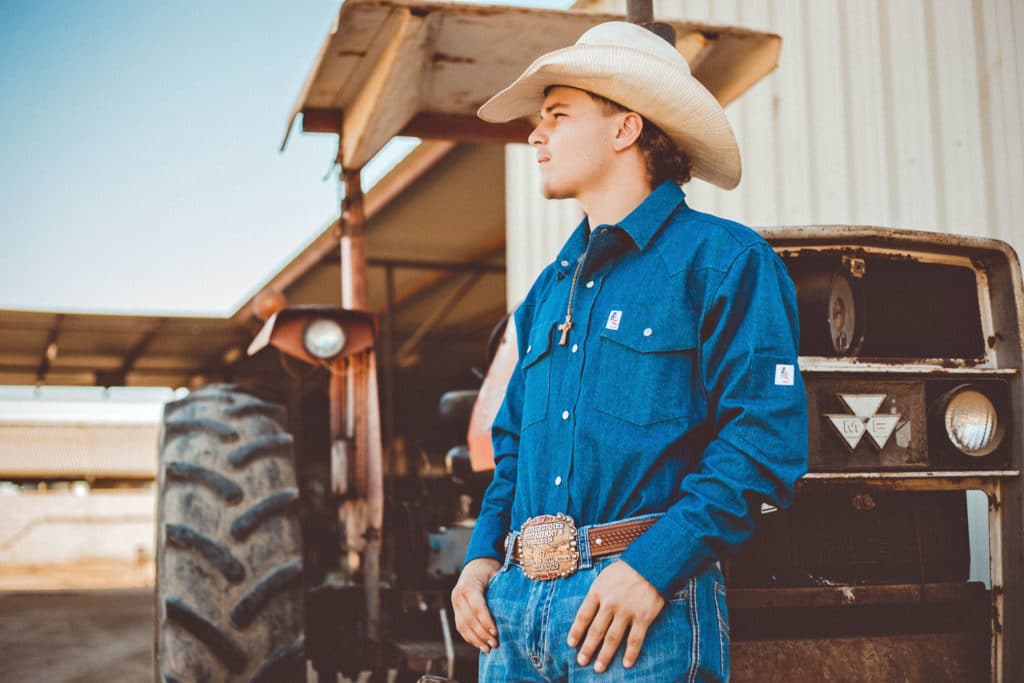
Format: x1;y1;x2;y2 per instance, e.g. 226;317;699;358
621;242;809;596
464;303;532;564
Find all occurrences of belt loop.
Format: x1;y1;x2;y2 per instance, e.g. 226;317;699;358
577;526;593;569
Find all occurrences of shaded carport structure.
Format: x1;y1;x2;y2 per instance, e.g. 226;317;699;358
0;0;781;399
0;140;508;390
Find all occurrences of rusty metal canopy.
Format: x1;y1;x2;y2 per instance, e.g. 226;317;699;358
0;310;252;388
284;0;782;167
0;143;506;388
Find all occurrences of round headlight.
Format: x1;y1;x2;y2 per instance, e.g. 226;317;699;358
944;388;1004;457
795;264;864;356
828;273;857;355
303;319;346;359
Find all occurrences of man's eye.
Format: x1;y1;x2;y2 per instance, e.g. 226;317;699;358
553;113;566;118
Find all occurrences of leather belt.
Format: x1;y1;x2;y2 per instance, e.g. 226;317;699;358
509;513;659;580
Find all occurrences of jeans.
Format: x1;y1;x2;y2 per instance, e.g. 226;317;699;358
479;533;730;682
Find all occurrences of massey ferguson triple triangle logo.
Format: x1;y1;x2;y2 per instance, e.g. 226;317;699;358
826;394;902;451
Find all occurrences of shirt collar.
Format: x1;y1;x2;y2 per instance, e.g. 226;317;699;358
616;181;687;251
553;181;687;275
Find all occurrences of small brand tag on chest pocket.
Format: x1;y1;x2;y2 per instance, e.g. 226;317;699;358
605;310;622;330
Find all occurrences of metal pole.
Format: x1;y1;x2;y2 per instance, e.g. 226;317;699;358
338;166;384;668
626;0;675;45
340;170;368;310
382;266;396;454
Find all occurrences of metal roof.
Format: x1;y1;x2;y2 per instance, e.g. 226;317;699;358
0;309;253;388
283;0;782;167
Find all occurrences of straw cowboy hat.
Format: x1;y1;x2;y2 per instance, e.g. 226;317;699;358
478;21;742;190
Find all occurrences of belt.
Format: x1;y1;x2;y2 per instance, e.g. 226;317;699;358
508;513;659;580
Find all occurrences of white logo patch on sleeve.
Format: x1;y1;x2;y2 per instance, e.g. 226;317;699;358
605;310;622;330
775;364;795;386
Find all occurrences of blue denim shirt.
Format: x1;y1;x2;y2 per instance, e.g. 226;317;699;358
466;181;809;597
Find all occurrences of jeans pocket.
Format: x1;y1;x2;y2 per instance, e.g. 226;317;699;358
520;321;556;427
670;575;694;604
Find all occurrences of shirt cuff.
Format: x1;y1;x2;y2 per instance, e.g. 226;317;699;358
620;515;711;598
464;513;509;565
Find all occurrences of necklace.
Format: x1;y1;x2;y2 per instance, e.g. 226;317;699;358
557;250;587;346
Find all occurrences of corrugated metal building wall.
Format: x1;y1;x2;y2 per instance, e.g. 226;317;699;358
505;0;1024;305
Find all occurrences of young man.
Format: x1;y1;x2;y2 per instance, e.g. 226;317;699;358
452;22;808;681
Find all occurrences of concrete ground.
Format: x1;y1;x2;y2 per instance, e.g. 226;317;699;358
0;587;153;683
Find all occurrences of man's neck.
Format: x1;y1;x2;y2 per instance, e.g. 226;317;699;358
577;167;654;231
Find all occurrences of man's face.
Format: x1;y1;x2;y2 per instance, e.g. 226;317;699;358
528;86;621;199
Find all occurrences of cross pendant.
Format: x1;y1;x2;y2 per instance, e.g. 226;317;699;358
557;318;573;346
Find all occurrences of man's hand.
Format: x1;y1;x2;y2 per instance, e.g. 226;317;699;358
568;560;666;673
452;557;502;653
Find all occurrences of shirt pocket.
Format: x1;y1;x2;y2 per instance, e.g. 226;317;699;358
520;321;557;428
593;310;699;426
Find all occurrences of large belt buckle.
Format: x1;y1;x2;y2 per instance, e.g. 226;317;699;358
518;513;579;580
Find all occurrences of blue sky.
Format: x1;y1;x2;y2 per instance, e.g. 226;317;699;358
5;0;582;319
1;1;351;315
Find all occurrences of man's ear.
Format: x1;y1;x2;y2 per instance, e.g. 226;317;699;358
612;112;643;151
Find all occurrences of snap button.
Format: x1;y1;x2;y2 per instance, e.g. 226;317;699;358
561;410;570;420
586;280;594;289
594;537;603;545
643;328;653;337
560;260;570;267
571;344;578;353
554;476;562;486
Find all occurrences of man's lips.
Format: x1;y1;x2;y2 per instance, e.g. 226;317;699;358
536;153;550;164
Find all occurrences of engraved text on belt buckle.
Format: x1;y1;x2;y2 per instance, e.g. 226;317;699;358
518;513;579;580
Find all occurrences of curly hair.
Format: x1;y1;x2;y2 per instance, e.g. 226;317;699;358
588;92;692;187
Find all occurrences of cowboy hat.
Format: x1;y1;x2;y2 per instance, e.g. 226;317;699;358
478;21;741;190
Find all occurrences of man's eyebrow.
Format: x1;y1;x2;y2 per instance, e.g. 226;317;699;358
541;101;570;115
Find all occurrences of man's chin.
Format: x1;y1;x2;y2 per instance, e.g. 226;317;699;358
540;181;572;200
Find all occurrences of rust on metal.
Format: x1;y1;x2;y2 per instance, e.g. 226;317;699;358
245;307;375;368
797;471;1018;496
301;107;343;134
727;582;984;610
431;52;475;64
400;112;532;144
341;169;368;311
730;634;987;683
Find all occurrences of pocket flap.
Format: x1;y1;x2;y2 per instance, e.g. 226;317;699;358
521;321;557;369
599;312;697;354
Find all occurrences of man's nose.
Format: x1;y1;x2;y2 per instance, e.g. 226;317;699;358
528;123;546;146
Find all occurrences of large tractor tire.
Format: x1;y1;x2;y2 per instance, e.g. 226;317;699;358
155;385;305;683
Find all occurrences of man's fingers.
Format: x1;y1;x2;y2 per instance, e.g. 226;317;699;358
621;620;650;669
468;590;499;647
576;606;613;667
452;581;498;652
567;593;600;648
455;612;495;652
593;616;629;674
